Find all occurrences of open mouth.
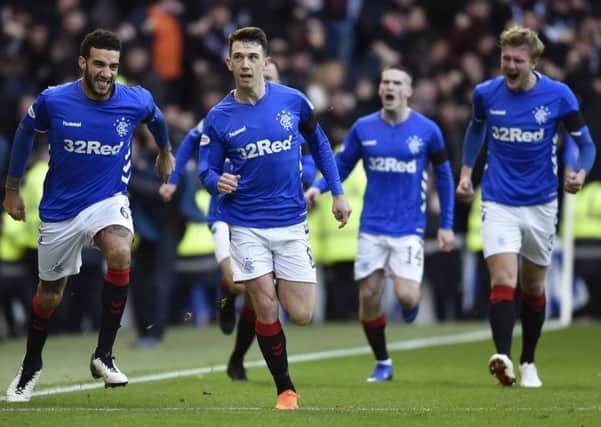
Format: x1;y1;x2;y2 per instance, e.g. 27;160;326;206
384;94;395;101
96;79;111;91
505;73;519;84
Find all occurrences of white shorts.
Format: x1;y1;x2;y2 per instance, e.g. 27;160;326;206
229;222;316;283
354;233;424;283
38;194;134;281
481;200;557;266
211;221;230;264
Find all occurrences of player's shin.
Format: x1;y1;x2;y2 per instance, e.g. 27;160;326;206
23;294;56;370
96;267;130;357
520;292;546;364
489;285;516;356
255;319;295;394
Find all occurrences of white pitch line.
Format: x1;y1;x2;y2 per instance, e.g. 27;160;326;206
0;321;564;402
2;405;600;413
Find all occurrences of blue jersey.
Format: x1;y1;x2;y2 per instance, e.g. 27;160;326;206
199;82;342;228
22;80;155;221
316;110;453;237
473;73;580;205
173;119;317;226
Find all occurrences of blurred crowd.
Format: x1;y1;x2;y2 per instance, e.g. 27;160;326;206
1;0;601;342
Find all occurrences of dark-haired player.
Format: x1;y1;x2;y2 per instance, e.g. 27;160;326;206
4;28;174;402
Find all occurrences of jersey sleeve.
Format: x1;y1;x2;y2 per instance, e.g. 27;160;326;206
314;122;361;193
198;113;225;195
22;92;50;132
471;86;486;122
132;86;156;123
557;83;580;117
426;122;447;155
170;123;202;185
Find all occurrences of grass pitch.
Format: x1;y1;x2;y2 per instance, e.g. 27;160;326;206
0;322;599;426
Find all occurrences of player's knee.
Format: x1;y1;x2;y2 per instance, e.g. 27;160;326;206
105;244;131;268
491;271;515;287
359;289;379;309
396;287;420;307
289;307;313;325
38;286;64;309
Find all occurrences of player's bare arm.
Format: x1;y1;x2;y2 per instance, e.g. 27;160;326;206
158;183;177;202
456;166;474;203
154;146;175;183
332;194;351;229
304;187;321;209
3;176;26;221
437;228;455;252
217;172;240;194
564;169;586;194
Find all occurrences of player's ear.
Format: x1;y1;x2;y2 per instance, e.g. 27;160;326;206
78;56;86;71
225;56;233;72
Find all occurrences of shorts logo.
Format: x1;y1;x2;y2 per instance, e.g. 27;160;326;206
243;257;255;273
51;262;64;274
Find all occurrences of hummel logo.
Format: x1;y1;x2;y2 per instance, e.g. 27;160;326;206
489;109;506;116
361;140;377;146
229;126;247;137
63;120;82;127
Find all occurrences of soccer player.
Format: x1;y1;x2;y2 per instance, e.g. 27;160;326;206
3;29;174;402
455;25;597;387
305;66;455;382
160;61;316;381
199;27;351;409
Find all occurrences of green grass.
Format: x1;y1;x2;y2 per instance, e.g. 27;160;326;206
0;322;599;426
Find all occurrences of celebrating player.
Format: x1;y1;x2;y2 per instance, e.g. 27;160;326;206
305;66;455;382
456;25;596;387
3;29;174;402
199;26;351;409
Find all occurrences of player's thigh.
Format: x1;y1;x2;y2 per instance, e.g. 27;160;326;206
391;276;421;303
359;269;386;300
481;201;522;259
211;221;230;264
38;219;88;281
89;194;134;241
520;257;547;295
245;273;278;322
272;222;316;284
277;279;315;324
485;252;518;287
388;235;424;284
91;195;134;258
354;233;389;281
521;201;558;267
229;225;274;282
